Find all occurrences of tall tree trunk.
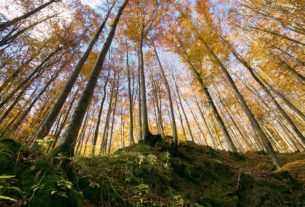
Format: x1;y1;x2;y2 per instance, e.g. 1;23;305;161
91;71;110;156
120;105;125;147
75;110;90;156
0;15;57;47
173;78;195;142
50;89;78;150
0;47;62;110
214;87;251;151
101;75;116;154
256;71;305;123
240;77;304;151
35;4;114;142
175;35;237;151
0;86;38;134
0;0;59;31
252;26;305;47
192;93;216;148
137;51;143;141
199;36;281;168
107;79;120;154
125;40;134;145
0;81;31;122
139;29;151;143
152;40;178;147
267;49;305;83
184;99;207;144
3;70;60;136
83;125;94;156
149;70;164;137
0;43;45;94
53;0;128;156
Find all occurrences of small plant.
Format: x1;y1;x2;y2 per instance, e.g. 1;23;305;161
147;154;157;165
57;179;73;190
132;183;150;206
136;153;145;165
36;136;55;151
172;195;184;206
161;152;170;169
50;179;73;198
0;175;20;202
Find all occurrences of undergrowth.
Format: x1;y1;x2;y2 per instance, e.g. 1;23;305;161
0;138;304;207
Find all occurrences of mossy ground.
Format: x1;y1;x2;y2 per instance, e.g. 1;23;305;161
0;138;304;206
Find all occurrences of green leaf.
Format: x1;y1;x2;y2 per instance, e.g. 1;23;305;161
0;195;17;202
0;175;15;179
7;186;22;193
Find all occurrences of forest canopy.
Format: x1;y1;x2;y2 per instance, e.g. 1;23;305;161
0;0;305;165
0;1;304;205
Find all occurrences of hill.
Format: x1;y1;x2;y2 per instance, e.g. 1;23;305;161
0;138;304;207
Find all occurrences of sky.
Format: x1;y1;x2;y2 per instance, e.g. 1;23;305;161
80;0;105;8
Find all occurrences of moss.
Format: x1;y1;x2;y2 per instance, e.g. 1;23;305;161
0;137;21;173
116;143;153;155
1;139;305;206
229;151;247;160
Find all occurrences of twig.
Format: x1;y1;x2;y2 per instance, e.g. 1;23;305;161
236;168;242;191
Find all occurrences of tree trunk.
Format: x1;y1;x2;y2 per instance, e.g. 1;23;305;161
0;15;57;47
175;97;187;141
55;0;128;157
152;40;178;147
137;50;143;141
199;36;281;168
100;75;116;154
139;29;151;143
91;70;110;156
0;47;62;110
258;73;305;124
50;89;78;150
0;0;59;31
184;99;207;144
192;93;216;148
125;40;135;145
35;4;114;142
175;35;236;151
3;70;60;136
107;79;120;154
149;70;164;137
173;78;195;142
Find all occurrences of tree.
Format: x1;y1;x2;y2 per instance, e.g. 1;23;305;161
0;0;60;31
151;40;178;147
33;3;115;144
56;0;128;157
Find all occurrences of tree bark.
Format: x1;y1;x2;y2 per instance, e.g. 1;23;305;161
0;0;59;31
152;40;178;147
175;35;237;151
125;40;135;145
91;70;110;156
55;0;128;157
139;29;151;143
35;4;114;142
173;78;195;142
107;78;120;154
192;93;216;148
199;36;281;168
0;47;62;110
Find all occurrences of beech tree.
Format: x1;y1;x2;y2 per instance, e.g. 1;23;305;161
0;0;304;170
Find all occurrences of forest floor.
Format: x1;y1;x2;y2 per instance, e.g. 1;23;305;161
0;137;305;207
